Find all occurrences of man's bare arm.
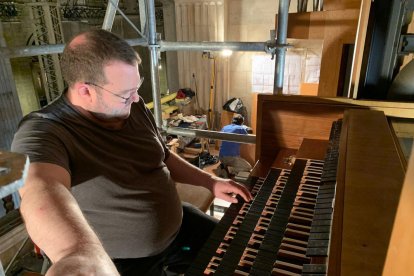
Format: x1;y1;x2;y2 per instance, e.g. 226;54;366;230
19;162;118;275
165;152;252;203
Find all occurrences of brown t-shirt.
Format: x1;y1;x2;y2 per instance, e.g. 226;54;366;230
11;94;183;258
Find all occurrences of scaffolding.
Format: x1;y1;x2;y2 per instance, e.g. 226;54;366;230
100;0;290;136
28;1;65;103
0;0;292;144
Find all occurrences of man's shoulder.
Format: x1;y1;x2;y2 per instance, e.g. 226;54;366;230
22;96;73;124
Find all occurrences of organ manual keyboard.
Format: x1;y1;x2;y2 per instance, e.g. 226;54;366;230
187;95;414;275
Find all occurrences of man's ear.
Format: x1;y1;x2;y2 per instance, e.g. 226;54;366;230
75;82;93;103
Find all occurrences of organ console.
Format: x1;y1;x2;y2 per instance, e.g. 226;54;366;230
187;95;414;275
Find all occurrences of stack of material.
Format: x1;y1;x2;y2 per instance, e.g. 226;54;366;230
0;151;29;199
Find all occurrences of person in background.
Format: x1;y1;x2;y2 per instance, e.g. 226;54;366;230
215;114;253;178
11;29;252;276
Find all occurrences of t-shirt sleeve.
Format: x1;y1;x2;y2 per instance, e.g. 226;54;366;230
11;118;71;174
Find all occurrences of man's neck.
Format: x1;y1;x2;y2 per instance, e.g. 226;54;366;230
66;90;126;130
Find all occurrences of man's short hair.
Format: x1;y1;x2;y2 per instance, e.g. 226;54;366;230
61;29;141;87
232;114;244;125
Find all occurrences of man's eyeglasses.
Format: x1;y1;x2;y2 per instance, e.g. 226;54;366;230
85;77;144;104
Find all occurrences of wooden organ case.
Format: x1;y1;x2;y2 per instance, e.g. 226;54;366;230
187;95;414;275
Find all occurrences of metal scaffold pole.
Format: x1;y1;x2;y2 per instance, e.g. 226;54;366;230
147;0;163;128
102;0;119;31
274;0;289;95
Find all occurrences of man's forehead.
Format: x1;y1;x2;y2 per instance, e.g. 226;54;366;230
104;61;139;76
103;62;141;89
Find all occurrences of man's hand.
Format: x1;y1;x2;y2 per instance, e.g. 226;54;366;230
46;246;119;276
165;152;253;203
209;177;253;203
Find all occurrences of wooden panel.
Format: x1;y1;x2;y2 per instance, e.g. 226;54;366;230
241;93;259;165
383;145;414;275
278;9;360;97
253;94;414;166
328;110;350;275
300;83;319;96
296;139;328;160
250;93;258;133
324;0;361;10
240;144;255;167
349;0;372;98
0;223;27;269
321;97;414;118
256;96;351;162
340;110;405;275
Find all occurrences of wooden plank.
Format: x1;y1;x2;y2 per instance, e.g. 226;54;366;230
391;119;414;138
383;145;414;275
296;139;328;161
340;109;405;275
327;109;350;275
278;9;360;97
300;83;319;96
349;0;372;98
255;94;266;163
257;94;414;118
324;0;361;10
0;222;27;268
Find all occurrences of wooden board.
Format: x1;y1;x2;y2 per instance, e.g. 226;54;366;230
324;0;361;10
296;139;328;161
278;9;360;97
383;143;414;275
328;108;350;275
300;83;319;96
349;0;372;98
256;95;353;163
340;109;405;275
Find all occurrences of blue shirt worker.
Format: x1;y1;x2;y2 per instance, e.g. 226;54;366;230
217;114;252;177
